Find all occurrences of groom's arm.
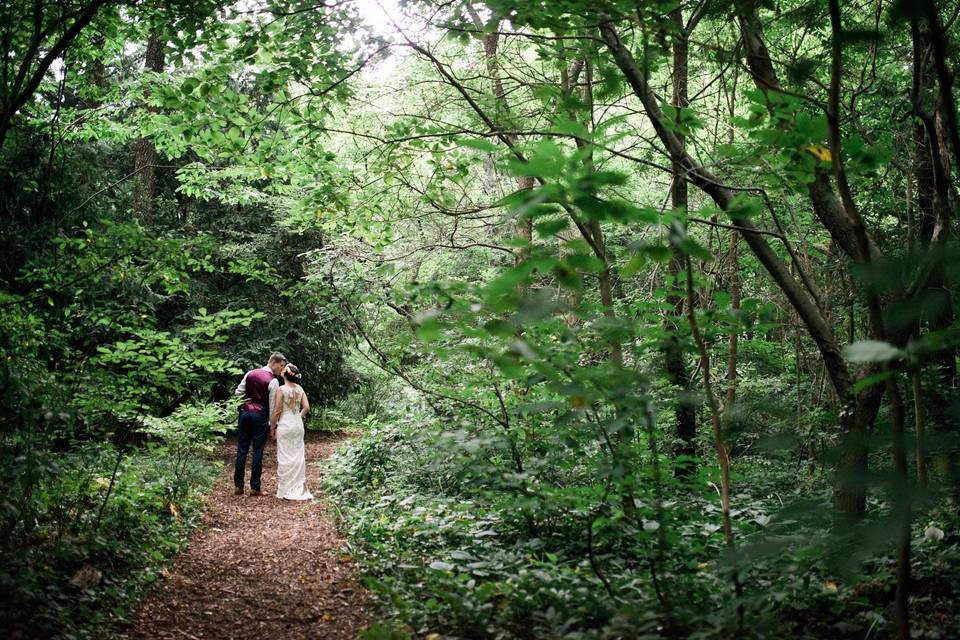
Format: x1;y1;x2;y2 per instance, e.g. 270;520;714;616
234;371;249;397
268;378;279;416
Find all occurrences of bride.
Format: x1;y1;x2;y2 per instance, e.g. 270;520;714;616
270;364;314;500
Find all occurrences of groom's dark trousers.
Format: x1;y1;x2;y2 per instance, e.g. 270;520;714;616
234;410;269;491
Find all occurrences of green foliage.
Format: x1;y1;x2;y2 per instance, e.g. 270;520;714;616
328;417;960;639
0;445;219;639
1;2;364;634
140;401;232;455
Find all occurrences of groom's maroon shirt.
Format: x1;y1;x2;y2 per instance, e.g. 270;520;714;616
240;367;274;415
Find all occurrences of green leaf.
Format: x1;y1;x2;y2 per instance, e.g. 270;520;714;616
485;261;536;301
413;309;442;341
713;291;731;309
641;244;672;263
727;195;762;220
181;77;200;95
456;137;499;153
565;253;605;273
844;340;905;363
551;118;589;139
552;262;581;290
534;218;569;237
508;140;566;178
622;252;646;278
851;369;894;393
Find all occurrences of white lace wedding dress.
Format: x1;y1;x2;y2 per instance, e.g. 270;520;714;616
275;385;314;500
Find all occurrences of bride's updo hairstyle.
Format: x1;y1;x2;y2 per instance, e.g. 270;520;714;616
284;364;302;385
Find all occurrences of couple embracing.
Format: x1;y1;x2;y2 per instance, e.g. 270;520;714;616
233;352;314;500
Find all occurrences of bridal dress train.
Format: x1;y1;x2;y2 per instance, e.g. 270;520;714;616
275;385;314;500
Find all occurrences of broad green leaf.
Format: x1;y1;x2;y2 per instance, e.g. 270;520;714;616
456;137;499;153
844;340;905;363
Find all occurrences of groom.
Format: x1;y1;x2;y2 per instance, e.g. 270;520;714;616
233;352;286;496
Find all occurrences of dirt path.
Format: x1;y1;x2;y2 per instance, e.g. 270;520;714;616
128;431;368;640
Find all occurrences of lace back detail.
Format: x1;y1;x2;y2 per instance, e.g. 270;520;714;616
281;386;302;413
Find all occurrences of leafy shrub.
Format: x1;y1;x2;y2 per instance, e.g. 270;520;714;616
0;446;219;639
326;417;960;639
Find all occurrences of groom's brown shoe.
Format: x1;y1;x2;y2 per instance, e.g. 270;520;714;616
249;489;263;497
234;487;244;496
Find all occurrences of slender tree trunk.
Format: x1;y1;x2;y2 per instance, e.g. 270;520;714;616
912;21;958;385
725;234;740;408
556;52;586;324
131;30;165;221
734;5;908;518
685;254;744;633
888;374;912;640
577;60;627;374
599;15;875;517
909;22;936;491
912;369;929;487
724;57;740;410
473;13;534;263
580;58;635;515
81;34;109;109
664;8;697;472
828;5;912;635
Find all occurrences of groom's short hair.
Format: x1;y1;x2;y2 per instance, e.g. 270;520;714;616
268;352;287;365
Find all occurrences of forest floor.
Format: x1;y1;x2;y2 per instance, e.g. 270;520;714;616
127;431;369;640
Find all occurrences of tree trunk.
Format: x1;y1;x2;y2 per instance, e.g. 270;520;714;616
725;234;741;409
474;16;533;263
685;254;744;632
599;14;875;516
81;33;109;109
664;9;697;473
131;30;165;221
912;21;957;385
724;60;741;411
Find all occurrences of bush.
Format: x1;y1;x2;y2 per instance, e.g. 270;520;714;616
325;417;960;640
0;446;219;639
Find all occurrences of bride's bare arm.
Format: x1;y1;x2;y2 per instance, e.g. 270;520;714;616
270;388;283;435
300;389;310;418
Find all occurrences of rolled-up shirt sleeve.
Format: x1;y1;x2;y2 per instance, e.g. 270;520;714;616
235;371;249;397
268;378;279;417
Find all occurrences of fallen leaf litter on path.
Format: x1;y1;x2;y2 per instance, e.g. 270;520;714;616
128;431;368;640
